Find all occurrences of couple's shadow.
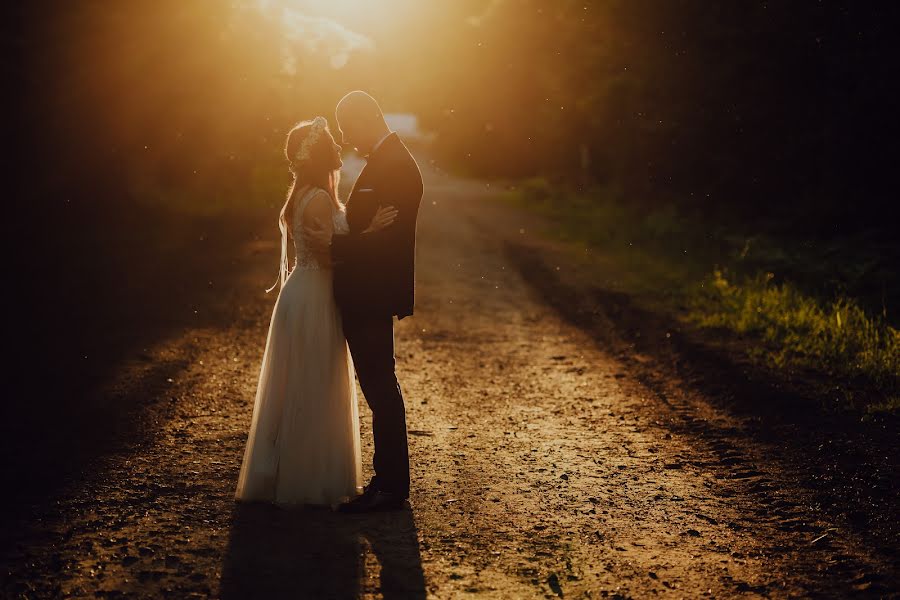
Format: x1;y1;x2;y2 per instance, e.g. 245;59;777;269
220;502;426;599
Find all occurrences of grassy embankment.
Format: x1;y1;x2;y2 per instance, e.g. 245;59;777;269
506;179;899;417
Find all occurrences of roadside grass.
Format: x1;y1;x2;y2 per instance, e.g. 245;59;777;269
694;270;899;406
505;178;899;415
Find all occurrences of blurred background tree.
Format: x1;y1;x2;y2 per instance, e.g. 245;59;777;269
11;1;899;226
413;0;898;231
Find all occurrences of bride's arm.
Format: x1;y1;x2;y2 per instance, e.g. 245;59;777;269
301;192;335;266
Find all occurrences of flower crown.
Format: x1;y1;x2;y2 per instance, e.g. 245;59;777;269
294;116;328;163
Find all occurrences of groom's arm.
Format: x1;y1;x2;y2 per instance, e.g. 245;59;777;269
330;189;383;265
304;199;399;264
330;183;414;263
304;221;389;265
330;223;389;265
309;158;421;263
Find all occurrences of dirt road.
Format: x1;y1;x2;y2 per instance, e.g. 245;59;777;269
2;156;897;598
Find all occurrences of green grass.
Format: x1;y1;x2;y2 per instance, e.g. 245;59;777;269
505;178;899;412
693;269;899;390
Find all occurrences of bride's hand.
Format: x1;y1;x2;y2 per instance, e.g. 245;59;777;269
363;205;398;234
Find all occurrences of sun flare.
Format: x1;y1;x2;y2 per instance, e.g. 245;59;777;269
249;0;380;70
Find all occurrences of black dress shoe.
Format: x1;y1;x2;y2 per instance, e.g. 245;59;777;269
338;490;408;513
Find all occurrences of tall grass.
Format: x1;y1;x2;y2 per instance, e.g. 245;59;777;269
507;179;899;410
693;269;899;396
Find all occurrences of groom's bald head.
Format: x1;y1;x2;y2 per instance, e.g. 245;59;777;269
337;91;384;124
335;91;390;155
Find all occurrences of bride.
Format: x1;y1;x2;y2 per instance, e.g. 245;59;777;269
235;116;397;506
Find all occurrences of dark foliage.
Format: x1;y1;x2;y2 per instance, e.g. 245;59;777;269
414;1;900;231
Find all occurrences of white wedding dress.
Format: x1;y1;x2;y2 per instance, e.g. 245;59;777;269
235;185;362;506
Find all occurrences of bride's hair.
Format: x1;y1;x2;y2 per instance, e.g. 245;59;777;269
281;119;342;234
269;118;342;292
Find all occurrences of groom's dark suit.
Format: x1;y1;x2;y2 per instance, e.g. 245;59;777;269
331;132;422;497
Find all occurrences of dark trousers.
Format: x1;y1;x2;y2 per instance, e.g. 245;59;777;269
343;313;410;496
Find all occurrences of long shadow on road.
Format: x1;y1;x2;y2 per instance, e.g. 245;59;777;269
220;504;426;599
505;241;900;574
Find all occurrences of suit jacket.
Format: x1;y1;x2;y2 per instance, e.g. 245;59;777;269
331;133;423;319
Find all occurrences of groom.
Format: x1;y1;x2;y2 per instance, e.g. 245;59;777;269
306;91;423;512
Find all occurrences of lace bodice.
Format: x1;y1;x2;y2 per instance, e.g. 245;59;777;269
292;186;348;271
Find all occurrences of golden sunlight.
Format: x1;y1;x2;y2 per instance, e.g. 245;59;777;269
249;0;377;70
